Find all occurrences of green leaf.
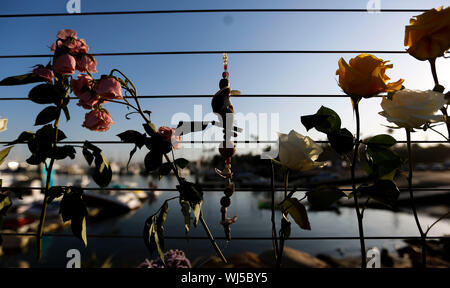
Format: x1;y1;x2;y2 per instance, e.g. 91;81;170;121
144;151;163;172
367;147;402;178
82;147;94;166
83;141;102;154
155;201;169;261
279;198;311;230
306;186;345;210
193;201;202;227
36;124;66;142
143;122;157;136
35;106;59;126
143;217;156;255
174;158;189;169
180;200;191;233
327;128;354;154
26;153;46;165
301;106;341;134
28;84;59;104
177;181;203;204
366;134;397;148
159;162;172;178
50;145;76;160
152;225;164;265
59;188;88;246
6;131;35;146
92;152;112;188
62;106;70;121
0;147;12;166
357;180;400;208
0;73;44;86
279;215;291;239
0;194;12;216
47;186;66;204
126;146;137;169
117;130;146;148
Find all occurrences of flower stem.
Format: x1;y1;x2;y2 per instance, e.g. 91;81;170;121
429;59;450;140
270;160;279;264
406;129;427;267
163;154;227;264
36;108;62;260
276;169;289;268
351;101;367;268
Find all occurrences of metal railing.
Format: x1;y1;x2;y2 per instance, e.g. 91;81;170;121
0;6;448;245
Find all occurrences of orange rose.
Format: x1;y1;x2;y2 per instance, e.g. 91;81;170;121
336;54;404;99
405;6;450;61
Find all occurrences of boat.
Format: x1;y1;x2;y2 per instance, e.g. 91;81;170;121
148;181;162;199
83;184;143;214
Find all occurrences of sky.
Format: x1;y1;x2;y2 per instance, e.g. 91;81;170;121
0;0;449;163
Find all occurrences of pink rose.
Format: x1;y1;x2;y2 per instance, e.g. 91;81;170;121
53;54;76;75
57;29;77;40
95;78;123;100
50;42;59;53
82;109;114;132
64;38;89;54
70;74;93;96
77;91;99;110
32;67;54;83
50;38;88;54
76;54;97;73
157;126;182;150
71;39;89;54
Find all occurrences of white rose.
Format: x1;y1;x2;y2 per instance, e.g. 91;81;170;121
0;116;7;133
278;130;326;171
379;89;446;129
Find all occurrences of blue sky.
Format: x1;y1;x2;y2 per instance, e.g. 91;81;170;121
0;0;449;163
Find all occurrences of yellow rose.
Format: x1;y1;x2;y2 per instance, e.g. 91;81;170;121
336;54;404;99
405;6;450;61
0;116;7;133
278;130;326;171
379;89;446;129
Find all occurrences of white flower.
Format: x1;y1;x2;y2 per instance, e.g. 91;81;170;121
277;130;327;171
0;116;7;133
379;89;446;129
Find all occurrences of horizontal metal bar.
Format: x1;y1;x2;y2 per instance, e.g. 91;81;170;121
0;50;408;59
0;232;446;241
0;140;448;145
0;94;368;100
0;8;428;18
2;186;450;192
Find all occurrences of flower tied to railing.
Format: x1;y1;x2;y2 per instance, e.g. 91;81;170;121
0;29;112;260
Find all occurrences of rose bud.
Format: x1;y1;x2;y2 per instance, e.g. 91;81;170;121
82;109;114;132
77;91;99;110
70;74;93;97
50;42;62;53
336;54;404;99
76;54;97;73
95;77;123;100
53;54;76;75
157;126;182;150
56;29;77;40
71;39;89;54
32;66;54;83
